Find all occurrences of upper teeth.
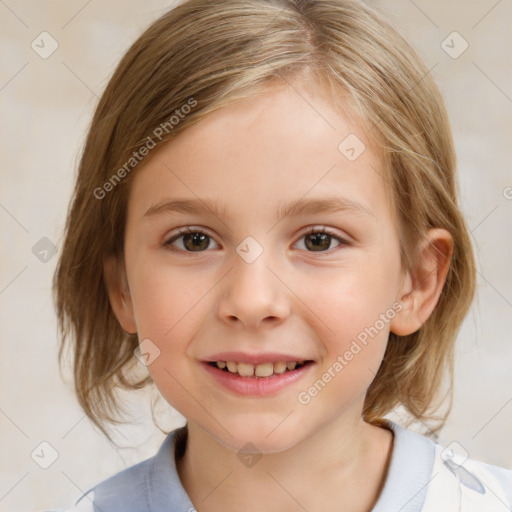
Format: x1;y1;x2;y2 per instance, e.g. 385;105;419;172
216;361;303;377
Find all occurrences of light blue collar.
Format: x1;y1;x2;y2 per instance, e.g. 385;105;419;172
88;419;435;512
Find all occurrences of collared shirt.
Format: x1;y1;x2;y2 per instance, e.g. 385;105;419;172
45;419;512;512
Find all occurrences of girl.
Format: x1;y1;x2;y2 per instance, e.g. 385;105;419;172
50;0;511;510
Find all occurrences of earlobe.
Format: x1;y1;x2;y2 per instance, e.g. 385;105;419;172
103;254;137;334
390;229;453;336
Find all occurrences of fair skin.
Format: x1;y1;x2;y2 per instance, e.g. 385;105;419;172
104;82;452;512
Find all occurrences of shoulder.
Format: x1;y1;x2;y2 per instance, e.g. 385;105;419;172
46;428;188;512
38;493;96;512
78;455;155;511
40;449;158;512
422;439;512;511
383;420;511;511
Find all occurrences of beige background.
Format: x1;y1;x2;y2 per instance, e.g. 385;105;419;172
0;0;511;510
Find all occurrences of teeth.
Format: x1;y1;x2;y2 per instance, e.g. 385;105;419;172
255;362;273;377
226;361;238;373
237;362;255;377
273;361;287;374
214;360;306;377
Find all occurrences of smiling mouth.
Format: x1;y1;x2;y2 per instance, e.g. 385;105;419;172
207;360;313;378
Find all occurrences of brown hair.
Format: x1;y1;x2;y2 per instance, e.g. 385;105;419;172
53;0;476;442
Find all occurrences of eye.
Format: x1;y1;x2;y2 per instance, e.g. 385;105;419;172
163;226;349;254
295;227;348;252
164;227;219;252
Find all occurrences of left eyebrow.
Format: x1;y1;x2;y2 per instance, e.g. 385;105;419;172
142;196;375;221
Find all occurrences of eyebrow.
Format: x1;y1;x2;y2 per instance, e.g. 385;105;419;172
143;196;375;221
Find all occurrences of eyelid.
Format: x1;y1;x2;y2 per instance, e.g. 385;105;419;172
302;226;351;244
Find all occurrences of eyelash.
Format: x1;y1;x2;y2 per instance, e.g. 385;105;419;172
163;226;350;254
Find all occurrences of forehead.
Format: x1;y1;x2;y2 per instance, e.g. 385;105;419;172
127;83;391;223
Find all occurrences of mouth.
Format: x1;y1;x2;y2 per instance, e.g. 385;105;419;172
207;360;313;378
202;357;315;396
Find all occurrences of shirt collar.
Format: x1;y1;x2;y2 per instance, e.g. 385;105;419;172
371;419;435;512
148;419;435;512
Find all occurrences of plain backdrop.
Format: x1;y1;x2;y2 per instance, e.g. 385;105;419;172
0;0;511;510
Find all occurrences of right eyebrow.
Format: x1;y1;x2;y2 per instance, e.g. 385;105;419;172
143;198;230;220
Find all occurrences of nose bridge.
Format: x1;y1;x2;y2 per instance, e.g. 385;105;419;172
217;242;289;328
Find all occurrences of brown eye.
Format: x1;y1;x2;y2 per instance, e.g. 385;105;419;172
164;228;218;252
304;232;335;251
296;228;347;252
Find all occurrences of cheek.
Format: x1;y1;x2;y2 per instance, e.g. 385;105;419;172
297;273;394;411
127;261;205;409
128;255;203;337
311;263;399;336
304;255;400;385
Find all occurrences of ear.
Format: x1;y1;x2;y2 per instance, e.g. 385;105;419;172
103;254;137;334
390;228;453;336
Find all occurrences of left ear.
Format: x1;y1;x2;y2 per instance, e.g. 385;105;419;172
390;228;453;336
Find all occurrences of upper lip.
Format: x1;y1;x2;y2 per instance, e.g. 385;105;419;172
203;352;313;365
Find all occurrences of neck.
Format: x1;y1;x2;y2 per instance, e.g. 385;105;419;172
175;413;393;512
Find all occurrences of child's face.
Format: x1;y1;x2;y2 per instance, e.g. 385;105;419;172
121;83;408;452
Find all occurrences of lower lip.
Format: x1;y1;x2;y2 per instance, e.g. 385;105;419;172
201;362;314;396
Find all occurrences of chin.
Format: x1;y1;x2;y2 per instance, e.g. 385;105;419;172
203;417;307;454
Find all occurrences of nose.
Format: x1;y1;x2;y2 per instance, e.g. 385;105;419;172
216;254;290;330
